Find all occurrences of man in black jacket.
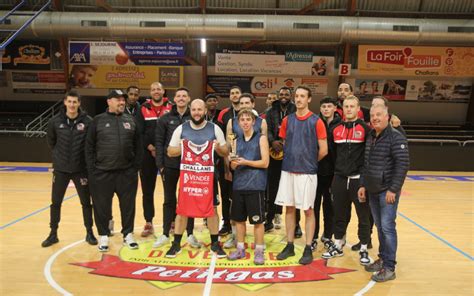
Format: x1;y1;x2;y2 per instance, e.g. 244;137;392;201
154;87;199;249
358;104;409;282
136;82;172;237
125;85;141;116
322;95;371;265
42;91;97;247
86;89;143;252
311;97;340;251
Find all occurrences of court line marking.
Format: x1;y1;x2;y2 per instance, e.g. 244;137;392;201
44;239;83;296
354;280;376;296
0;193;78;230
398;212;473;261
203;253;217;296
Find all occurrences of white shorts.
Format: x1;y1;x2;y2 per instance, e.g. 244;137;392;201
275;171;318;210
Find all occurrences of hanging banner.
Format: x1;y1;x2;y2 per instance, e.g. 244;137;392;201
347;78;407;100
405;80;472;102
207;76;328;98
68;65;183;89
2;41;51;70
215;53;334;76
11;72;66;94
358;45;474;77
69;41;185;66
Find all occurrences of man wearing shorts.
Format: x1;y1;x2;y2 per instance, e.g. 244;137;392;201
275;86;328;265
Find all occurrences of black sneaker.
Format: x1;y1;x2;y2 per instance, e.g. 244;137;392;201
365;258;384;272
322;244;343;259
294;225;303;238
299;246;313;265
310;239;318;251
276;244;295;260
218;224;231;236
211;242;227;258
165;243;181;258
41;232;59;247
264;223;274;233
371;268;396;282
351;241;373;251
359;250;370;265
85;231;98;245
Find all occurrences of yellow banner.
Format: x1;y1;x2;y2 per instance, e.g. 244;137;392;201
68;65;183;89
358;46;474;77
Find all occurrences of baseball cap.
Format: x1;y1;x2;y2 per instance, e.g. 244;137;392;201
107;89;128;99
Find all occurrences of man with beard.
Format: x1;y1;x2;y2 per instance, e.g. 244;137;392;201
154;87;201;249
136;82;172;237
125;85;141;116
216;86;242;237
42;91;97;247
86;90;143;252
264;87;302;236
204;94;221;123
164;99;228;258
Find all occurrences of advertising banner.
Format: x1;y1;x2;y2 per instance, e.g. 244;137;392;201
69;41;185;66
11;72;66;94
2;41;51;70
68;65;183;89
215;53;334;76
405;80;471;102
358;45;474;77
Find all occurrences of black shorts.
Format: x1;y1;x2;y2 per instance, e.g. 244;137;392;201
230;190;265;224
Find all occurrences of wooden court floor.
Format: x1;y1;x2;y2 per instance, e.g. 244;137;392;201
0;162;473;295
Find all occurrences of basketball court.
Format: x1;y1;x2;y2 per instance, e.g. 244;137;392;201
1;162;472;295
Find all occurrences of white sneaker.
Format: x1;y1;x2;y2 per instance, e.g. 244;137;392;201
108;219;114;236
123;233;139;250
153;234;170;248
274;214;282;229
98;235;109;252
186;234;203;248
223;235;236;249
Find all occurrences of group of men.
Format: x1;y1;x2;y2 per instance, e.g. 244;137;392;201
42;80;408;283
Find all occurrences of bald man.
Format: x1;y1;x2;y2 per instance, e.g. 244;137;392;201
164;99;229;258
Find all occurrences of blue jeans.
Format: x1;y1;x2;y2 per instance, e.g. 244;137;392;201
369;190;400;271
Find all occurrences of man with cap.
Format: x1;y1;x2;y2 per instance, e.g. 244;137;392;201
86;89;143;252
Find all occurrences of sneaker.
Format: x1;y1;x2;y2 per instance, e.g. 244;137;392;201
359;250;370;265
223;235;236;249
141;222;154;237
299;246;313;265
274;214;282;229
321;244;343;259
165;243;181;258
85;230;98;245
310;239;318;251
211;242;227;258
227;247;246;260
41;232;59;247
294;225;303;238
98;235;109;252
371;268;396;282
123;233;139;249
365;258;384;272
321;237;333;249
276;244;295;260
254;249;265;265
108;219;114;236
186;234;203;248
153;234;170;248
264;223;274;233
351;241;373;251
218;224;231;236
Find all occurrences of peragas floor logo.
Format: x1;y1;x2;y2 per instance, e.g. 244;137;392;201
72;231;354;291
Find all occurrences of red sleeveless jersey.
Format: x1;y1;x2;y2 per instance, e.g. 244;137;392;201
177;139;215;218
